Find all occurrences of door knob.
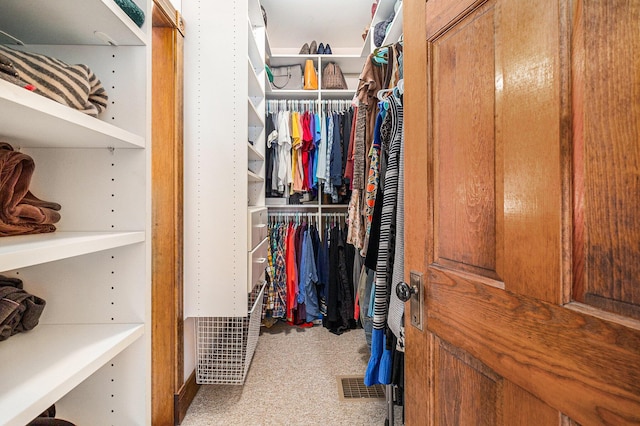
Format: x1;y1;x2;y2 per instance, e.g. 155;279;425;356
397;272;424;330
396;281;418;302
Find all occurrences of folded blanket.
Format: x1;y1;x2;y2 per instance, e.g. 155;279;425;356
0;52;34;90
0;275;46;341
0;142;61;236
0;45;108;117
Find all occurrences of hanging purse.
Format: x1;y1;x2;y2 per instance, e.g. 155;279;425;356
303;59;318;90
270;64;303;90
321;62;348;90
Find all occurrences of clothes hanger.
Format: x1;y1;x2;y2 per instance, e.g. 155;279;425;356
372;46;389;65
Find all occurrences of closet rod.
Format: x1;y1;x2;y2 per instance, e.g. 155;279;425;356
266;99;353;114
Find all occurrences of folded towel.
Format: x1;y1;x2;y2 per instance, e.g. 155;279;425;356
0;143;61;236
0;45;108;117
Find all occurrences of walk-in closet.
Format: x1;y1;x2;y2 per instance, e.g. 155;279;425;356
2;0;639;425
182;0;406;424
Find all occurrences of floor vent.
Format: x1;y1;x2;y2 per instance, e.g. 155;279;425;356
337;376;386;400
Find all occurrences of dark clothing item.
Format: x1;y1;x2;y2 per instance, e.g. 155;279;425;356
265;113;276;196
0;275;46;341
330;113;343;187
326;225;356;335
365;184;384;270
341;108;353;179
317;227;330;316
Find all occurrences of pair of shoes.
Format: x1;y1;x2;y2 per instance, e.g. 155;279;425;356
299;40;332;55
317;43;332;54
299;40;319;55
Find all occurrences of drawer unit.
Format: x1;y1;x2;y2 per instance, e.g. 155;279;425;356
248;236;268;292
248;207;268;250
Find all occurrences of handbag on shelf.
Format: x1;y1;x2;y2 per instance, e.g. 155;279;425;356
270;64;303;90
303;59;318;90
321;62;348;90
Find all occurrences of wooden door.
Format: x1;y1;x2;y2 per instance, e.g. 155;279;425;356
403;0;640;424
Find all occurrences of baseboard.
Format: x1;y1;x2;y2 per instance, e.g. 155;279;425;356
174;369;200;425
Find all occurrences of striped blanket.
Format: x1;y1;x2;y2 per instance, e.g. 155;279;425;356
0;45;108;117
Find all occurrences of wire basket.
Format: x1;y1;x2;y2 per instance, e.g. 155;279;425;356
195;283;265;384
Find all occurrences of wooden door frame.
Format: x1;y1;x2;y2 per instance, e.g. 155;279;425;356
151;2;190;424
403;1;431;422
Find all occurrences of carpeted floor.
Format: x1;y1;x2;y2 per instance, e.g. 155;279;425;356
181;322;403;426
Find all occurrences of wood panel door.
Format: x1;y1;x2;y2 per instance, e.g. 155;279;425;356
403;0;640;424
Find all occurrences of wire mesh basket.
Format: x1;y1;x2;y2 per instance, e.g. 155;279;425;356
195;283;265;384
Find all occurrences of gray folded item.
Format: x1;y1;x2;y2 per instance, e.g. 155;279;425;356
0;275;46;341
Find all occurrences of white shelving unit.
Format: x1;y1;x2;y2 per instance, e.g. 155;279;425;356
361;0;404;56
185;0;267;319
184;0;268;386
0;1;150;424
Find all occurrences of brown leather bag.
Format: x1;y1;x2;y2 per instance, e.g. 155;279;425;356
321;62;348;90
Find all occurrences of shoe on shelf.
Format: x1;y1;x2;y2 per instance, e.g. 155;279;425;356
324;43;332;54
310;40;318;54
317;43;325;54
299;42;310;55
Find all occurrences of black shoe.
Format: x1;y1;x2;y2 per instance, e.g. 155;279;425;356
324;44;332;54
318;43;325;54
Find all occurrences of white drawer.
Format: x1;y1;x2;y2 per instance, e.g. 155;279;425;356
248;236;268;292
248;207;268;250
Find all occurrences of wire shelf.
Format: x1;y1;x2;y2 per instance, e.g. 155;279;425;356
195;283;266;384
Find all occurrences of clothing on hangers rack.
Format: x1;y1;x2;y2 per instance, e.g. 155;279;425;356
264;102;355;204
263;211;357;335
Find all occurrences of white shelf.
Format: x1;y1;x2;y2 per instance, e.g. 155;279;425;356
248;143;265;162
0;323;144;426
248;59;263;100
0;231;145;272
0;0;147;46
265;87;319;99
248;170;264;182
381;3;403;48
361;0;403;56
321;89;357;100
248;0;266;29
267;203;320;209
248;97;265;127
0;79;145;149
265;30;273;58
248;19;264;71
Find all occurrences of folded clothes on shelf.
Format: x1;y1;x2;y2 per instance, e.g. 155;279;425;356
0;45;108;117
0;142;62;236
0;275;46;341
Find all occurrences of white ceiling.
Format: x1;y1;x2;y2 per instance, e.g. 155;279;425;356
260;0;374;54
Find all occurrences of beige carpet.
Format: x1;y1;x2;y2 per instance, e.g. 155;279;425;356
181;322;403;425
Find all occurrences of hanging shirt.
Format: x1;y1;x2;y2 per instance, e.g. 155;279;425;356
285;222;299;322
300;228;320;322
277;111;292;193
316;111;328;182
291;111;303;193
312;112;321;188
